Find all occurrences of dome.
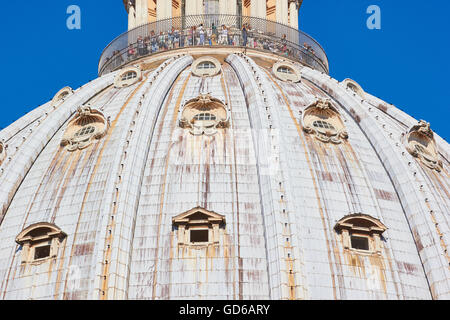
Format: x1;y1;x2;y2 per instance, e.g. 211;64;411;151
0;1;449;300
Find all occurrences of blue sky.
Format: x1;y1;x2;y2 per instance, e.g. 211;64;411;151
0;1;448;140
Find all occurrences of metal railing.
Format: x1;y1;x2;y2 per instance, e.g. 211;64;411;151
98;14;329;76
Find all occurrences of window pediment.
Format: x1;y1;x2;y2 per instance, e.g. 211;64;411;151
61;105;109;151
302;98;348;144
173;207;226;226
173;207;226;248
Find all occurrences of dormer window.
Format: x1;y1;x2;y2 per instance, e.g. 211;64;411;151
334;214;387;255
172;207;226;248
303;98;348;144
351;236;369;251
16;223;67;264
34;244;51;260
190;229;209;243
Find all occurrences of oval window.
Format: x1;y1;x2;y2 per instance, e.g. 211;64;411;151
313;120;337;134
277;66;294;74
121;71;137;81
194;113;217;121
74;126;96;141
197;62;216;70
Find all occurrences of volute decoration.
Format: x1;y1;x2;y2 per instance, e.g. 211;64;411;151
61;105;109;151
406;120;442;172
179;93;229;136
302;98;348;144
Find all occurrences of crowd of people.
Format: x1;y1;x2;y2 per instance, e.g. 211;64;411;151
104;23;323;73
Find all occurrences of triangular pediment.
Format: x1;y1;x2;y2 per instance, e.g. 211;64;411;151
173;207;225;225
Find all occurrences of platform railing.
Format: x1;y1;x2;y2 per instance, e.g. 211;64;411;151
98;14;329;76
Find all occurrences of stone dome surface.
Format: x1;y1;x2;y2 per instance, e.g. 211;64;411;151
0;27;449;300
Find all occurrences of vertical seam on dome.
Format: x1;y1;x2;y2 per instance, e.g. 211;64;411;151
263;68;338;300
61;73;149;299
151;73;191;300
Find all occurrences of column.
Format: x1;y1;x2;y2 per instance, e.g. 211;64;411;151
220;0;237;15
128;4;136;30
157;0;173;20
186;0;203;15
276;0;289;25
135;0;149;26
289;0;298;30
251;0;267;19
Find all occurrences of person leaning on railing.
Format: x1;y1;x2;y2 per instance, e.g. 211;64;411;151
242;24;248;47
127;44;136;61
199;24;205;45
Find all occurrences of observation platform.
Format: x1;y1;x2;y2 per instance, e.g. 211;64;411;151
98;14;329;76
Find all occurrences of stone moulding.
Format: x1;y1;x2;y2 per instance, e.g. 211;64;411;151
406;120;442;172
302;97;349;144
60;105;110;151
0;141;6;166
179;93;229;136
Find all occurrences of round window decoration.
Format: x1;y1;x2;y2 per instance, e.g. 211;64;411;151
273;61;301;83
61;106;109;151
179;94;229;136
302;98;348;144
342;79;365;98
192;57;221;77
115;66;142;88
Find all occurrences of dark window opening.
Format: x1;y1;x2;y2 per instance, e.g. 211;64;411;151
190;229;209;243
34;245;51;260
351;236;369;251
